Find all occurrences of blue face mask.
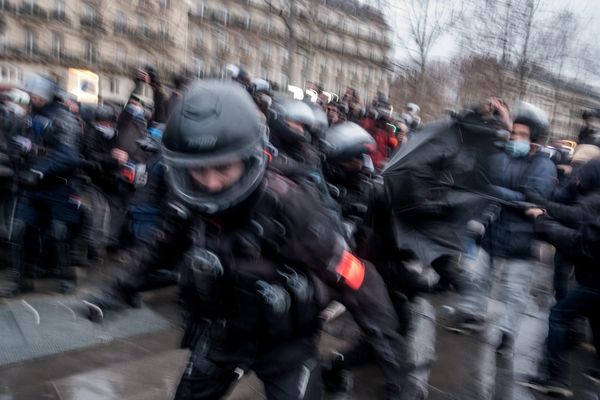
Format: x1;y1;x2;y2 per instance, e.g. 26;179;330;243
506;140;530;158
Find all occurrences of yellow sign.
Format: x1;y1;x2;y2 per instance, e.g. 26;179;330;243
67;68;99;104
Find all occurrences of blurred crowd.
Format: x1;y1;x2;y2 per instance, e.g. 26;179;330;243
0;64;599;400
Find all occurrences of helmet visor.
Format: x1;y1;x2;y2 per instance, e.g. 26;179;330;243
164;139;267;214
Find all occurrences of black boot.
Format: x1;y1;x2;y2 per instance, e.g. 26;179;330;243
51;221;77;295
322;352;354;394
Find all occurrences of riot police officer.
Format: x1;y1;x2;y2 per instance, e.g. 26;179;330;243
85;80;374;399
321;122;438;399
1;74;83;296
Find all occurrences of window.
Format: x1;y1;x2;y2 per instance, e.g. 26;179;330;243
220;9;229;25
158;20;168;39
192;56;203;77
53;0;65;18
52;32;62;59
302;55;309;68
25;30;37;55
82;3;96;21
0;0;10;11
24;0;36;13
261;43;271;58
159;0;169;10
243;12;251;29
115;11;127;33
192;28;204;48
282;48;289;63
261;68;269;80
195;1;205;17
213;29;228;50
115;47;126;67
280;73;288;89
85;41;96;64
109;78;119;94
240;39;250;56
265;19;272;33
328;13;339;27
138;15;148;35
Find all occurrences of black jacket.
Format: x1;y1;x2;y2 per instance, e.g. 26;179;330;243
81;125;120;193
115;112;148;164
12;104;83;188
535;214;600;288
528;191;600;230
112;172;346;339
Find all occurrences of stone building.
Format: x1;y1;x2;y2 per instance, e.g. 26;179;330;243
0;0;393;104
187;0;393;100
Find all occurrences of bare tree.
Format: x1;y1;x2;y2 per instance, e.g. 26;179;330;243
513;0;543;98
263;0;297;84
263;0;330;87
532;9;580;126
389;0;464;100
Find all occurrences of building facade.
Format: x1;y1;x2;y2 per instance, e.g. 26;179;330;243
0;0;393;104
514;75;600;140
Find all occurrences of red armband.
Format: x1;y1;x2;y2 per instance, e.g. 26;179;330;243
335;251;365;290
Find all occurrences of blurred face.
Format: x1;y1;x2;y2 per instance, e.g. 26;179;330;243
397;123;409;144
64;99;79;114
339;157;364;172
511;123;531;143
188;161;245;193
30;94;48;109
327;106;339;124
96;120;116;129
284;119;305;136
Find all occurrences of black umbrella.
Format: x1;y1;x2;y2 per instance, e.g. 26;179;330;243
381;110;509;265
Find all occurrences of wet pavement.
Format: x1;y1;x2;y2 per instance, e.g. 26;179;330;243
0;262;598;399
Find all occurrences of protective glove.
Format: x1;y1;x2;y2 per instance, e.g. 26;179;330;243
18;169;43;187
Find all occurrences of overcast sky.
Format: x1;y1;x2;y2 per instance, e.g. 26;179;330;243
377;0;600;87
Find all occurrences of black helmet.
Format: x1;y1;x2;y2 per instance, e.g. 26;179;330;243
47;107;82;148
95;104;117;122
268;98;316;145
512;101;549;143
322;122;376;162
162;80;268;214
582;108;600;120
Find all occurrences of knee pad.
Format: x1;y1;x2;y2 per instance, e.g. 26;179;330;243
50;220;69;241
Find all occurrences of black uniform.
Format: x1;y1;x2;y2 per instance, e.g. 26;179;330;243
4;102;83;295
86;81;370;400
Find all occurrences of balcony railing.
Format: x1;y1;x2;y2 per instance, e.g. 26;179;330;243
18;4;48;20
80;16;105;32
0;0;13;12
136;0;157;13
50;9;69;22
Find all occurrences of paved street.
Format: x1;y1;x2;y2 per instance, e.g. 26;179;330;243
0;261;598;400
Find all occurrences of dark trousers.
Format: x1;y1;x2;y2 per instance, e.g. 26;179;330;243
331;261;408;393
9;186;80;287
553;251;573;302
546;284;600;384
175;358;322;400
174;328;322;400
